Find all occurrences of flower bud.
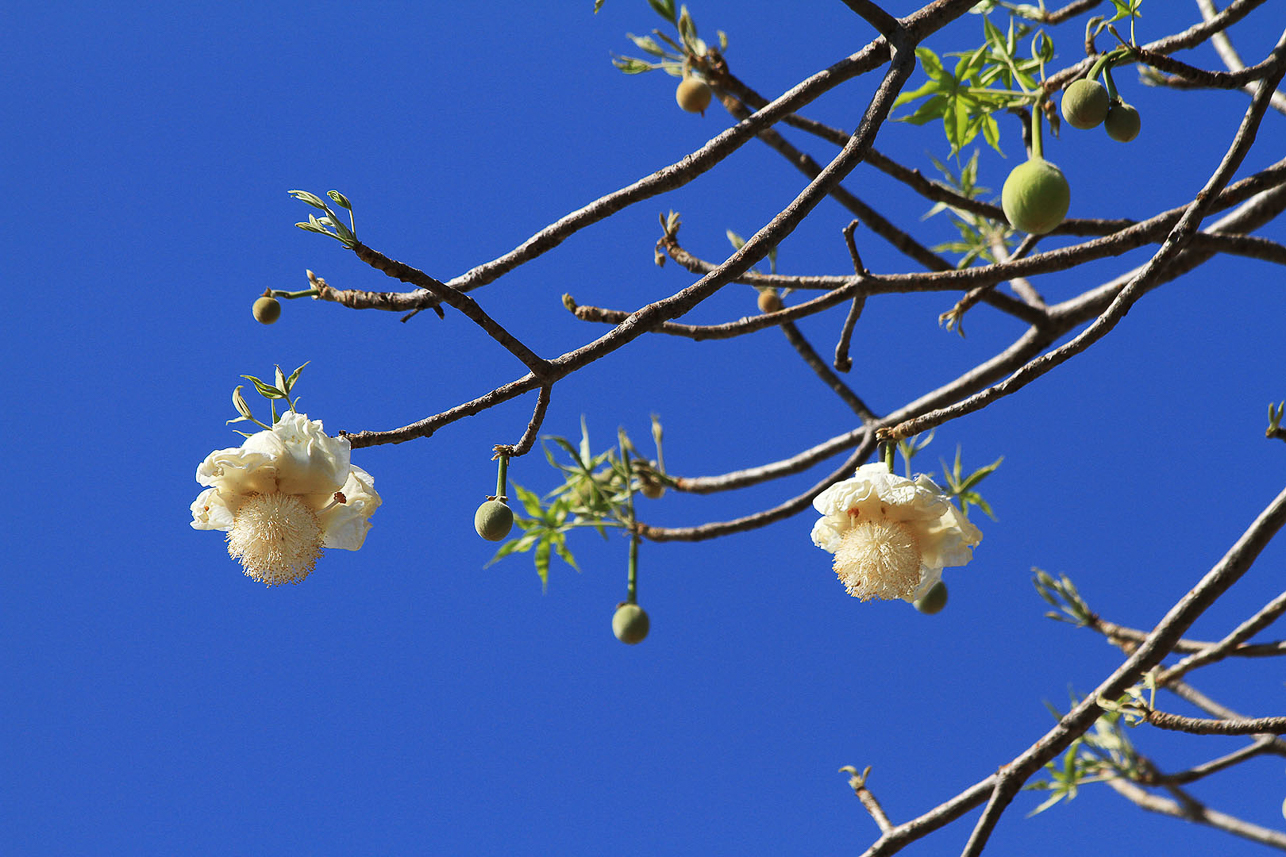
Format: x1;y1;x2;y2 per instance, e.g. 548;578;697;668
639;475;665;500
474;499;514;541
913;580;948;614
1061;79;1110;130
612;602;650;644
1001;159;1070;235
675;77;712;115
1104;101;1141;143
757;289;783;313
252;296;282;324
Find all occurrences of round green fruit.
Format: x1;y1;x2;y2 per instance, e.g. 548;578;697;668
612;602;650;644
675;77;712;114
757;290;783;314
1002;159;1070;235
1061;79;1110;130
913;580;948;615
252;296;281;325
474;500;514;542
1104;101;1141;143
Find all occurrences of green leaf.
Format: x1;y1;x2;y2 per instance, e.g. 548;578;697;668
534;538;551;588
241;374;286;400
552;533;580;572
982;113;1001;153
627;33;668;57
898;93;949;126
594;0;606;12
915;46;946;82
892;78;939;110
612;56;656;74
288;190;328;210
648;0;677;24
284;361;309;393
511;482;545;518
726;229;745;251
548;434;588;470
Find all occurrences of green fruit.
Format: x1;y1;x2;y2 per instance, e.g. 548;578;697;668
1061;79;1110;130
1002;159;1070;235
1104;101;1141;142
757;290;783;313
675;77;712;115
474;500;514;541
913;580;948;614
252;296;281;324
612;602;650;644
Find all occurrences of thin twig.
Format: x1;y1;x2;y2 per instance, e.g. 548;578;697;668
1197;0;1286;113
1095;617;1286;657
441;40;897;296
314;256;553;381
835;221;868;372
1103;777;1286;849
639;437;877;541
780;320;877;422
1162;679;1286;755
1142;708;1286;735
494;384;552;458
1148;736;1282;785
1158;589;1286;681
842;766;895;833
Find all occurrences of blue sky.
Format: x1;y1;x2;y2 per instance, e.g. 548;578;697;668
5;2;1285;854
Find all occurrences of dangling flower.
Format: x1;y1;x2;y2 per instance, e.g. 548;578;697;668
190;412;380;585
811;463;980;602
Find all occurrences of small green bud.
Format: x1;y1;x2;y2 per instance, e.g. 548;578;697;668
613;602;650;644
675;77;712;115
474;499;514;541
1001;159;1070;235
757;289;783;314
913;581;948;614
1061;79;1110;130
252;296;282;324
1104;101;1141;143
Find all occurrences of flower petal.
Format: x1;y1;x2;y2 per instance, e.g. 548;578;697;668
319;466;381;550
190;487;236;531
195;444;280;495
269;412;351;495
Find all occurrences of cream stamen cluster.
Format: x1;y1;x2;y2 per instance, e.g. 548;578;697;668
227;492;325;585
811;463;981;603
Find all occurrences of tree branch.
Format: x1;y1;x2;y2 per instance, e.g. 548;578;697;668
1103;777;1286;849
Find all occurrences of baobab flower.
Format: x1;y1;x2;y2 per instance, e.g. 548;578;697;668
190;412;380;585
811;463;980;602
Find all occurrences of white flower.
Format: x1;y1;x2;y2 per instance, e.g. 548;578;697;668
190;412;381;585
811;462;981;602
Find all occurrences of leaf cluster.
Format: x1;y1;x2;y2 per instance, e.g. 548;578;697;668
290;189;358;248
923;150;1014;270
227;362;309;435
611;2;727;78
893;15;1053;155
487;417;668;588
1026;694;1144;815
